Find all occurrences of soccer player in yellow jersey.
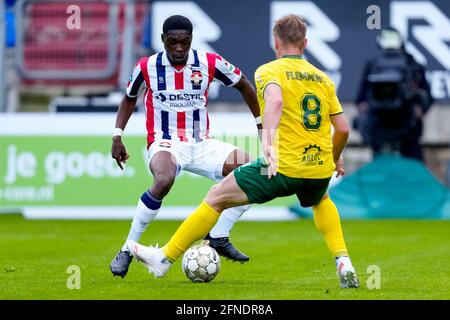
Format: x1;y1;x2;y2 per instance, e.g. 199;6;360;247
127;14;359;288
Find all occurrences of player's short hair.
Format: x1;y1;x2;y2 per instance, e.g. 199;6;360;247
273;14;307;46
163;15;193;35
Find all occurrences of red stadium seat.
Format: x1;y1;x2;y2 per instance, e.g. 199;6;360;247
20;1;148;88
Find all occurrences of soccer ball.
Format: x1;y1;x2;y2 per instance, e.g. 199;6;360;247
182;244;221;283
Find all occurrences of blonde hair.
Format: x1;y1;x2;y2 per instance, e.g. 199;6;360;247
273;14;307;46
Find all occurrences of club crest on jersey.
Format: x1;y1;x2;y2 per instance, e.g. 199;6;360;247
190;71;203;85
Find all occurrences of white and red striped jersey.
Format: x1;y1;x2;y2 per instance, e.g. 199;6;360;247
126;49;242;147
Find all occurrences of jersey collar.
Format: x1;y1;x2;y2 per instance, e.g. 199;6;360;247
162;49;195;66
282;55;304;60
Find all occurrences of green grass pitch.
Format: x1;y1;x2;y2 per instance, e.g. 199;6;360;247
0;214;449;299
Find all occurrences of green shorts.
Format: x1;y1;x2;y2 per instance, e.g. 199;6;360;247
234;158;330;207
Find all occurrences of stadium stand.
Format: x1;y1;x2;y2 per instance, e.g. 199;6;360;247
18;1;148;89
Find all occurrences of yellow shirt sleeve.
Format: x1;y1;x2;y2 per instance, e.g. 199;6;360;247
328;81;343;116
254;65;282;98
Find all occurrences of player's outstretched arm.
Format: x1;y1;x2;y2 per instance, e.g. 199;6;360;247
330;113;350;177
233;75;262;132
111;95;137;170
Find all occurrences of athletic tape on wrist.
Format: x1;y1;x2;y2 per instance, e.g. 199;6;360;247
113;128;123;137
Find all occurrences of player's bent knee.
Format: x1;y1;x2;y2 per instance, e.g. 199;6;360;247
205;184;221;203
222;150;252;176
153;175;176;195
205;185;228;212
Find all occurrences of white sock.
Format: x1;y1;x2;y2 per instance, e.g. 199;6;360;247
122;199;159;251
335;255;354;272
209;204;251;238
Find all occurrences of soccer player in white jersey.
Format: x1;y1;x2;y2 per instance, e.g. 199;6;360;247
110;15;261;277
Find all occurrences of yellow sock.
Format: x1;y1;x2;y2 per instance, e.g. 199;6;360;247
313;197;348;258
162;201;220;261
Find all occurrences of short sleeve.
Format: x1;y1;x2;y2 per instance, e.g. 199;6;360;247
213;54;242;87
254;65;282;98
328;82;343;116
126;59;147;98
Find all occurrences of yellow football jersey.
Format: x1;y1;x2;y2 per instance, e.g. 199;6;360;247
254;55;343;179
